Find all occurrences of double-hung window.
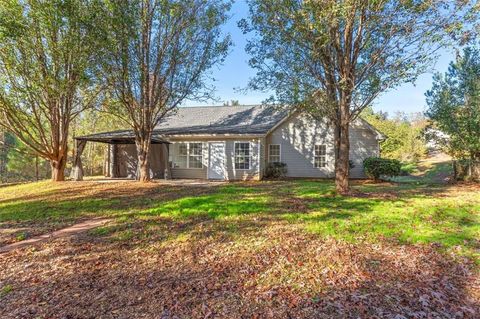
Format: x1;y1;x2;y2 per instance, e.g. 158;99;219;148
314;145;327;168
171;142;203;168
234;142;251;170
188;143;203;168
268;144;281;163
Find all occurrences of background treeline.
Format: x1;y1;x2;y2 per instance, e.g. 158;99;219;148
362;107;428;173
0;111;124;183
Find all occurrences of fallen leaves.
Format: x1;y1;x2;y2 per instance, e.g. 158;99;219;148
0;222;478;319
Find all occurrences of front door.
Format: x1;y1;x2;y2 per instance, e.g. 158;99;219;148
208;142;226;180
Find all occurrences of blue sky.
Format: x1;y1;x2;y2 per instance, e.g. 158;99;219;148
185;1;456;116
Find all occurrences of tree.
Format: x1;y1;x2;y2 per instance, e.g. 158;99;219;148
6;135;49;182
103;0;231;182
241;0;476;193
426;47;480;160
0;128;12;181
223;100;240;106
71;108;125;176
0;0;105;181
362;107;427;162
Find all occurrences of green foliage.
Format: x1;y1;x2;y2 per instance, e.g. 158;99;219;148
70;109;125;176
264;162;288;179
102;0;231;124
240;0;471;192
100;0;231;180
363;157;402;180
426;47;480;160
362;107;428;162
1;133;49;182
240;0;473;114
0;0;108;180
400;162;418;175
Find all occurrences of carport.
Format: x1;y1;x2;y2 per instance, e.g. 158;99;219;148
71;130;170;181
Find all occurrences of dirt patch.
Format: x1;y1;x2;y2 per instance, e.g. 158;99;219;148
0;218;111;254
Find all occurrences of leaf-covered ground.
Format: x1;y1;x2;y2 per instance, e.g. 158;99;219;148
0;177;479;318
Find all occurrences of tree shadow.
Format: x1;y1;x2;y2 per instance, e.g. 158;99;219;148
0;226;477;318
0;179;479;317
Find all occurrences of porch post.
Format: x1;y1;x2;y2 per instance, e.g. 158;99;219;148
71;139;87;181
110;144;118;178
164;143;171;179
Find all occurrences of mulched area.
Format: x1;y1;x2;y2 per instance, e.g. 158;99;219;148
0;221;478;318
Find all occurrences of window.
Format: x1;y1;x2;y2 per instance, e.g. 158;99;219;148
177;143;188;168
188;142;203;168
269;144;281;163
234;142;251;170
314;145;327;168
170;142;203;168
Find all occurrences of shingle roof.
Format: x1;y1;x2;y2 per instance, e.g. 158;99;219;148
154;105;289;135
75;105;289;142
75;130;168;144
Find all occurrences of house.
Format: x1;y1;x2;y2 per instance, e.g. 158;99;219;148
74;105;384;180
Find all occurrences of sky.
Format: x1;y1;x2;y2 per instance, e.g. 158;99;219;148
185;1;456;117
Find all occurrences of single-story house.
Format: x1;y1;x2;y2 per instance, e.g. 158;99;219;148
73;105;384;181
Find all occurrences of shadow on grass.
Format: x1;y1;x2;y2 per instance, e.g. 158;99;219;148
1;179;479;317
1;224;478;318
1;179;479;260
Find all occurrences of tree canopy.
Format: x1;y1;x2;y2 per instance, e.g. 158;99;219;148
362;107;427;162
0;0;106;181
241;0;477;193
103;0;231;181
426;47;480;160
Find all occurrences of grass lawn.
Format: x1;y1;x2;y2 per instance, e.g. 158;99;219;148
0;171;479;317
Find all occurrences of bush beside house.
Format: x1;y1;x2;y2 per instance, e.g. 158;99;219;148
264;162;288;179
363;157;401;181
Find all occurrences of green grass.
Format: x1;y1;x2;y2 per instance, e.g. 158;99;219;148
0;284;13;298
400;162;419;174
1;178;479;260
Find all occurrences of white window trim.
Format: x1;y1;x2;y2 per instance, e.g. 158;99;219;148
171;142;205;169
268;144;281;163
313;144;327;168
234;141;252;170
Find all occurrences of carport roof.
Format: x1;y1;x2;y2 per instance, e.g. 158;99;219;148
75;130;168;144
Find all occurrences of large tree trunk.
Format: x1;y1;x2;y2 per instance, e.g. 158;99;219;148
136;138;151;182
50;156;66;182
335;99;351;194
335;122;350;194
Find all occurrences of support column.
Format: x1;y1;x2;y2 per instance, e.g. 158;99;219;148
164;143;171;179
71;139;87;181
110;144;118;178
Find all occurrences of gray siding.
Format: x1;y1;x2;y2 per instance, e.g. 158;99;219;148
108;113;380;180
169;141;208;179
113;144;167;179
266;114;335;178
171;168;207;179
168;138;261;180
349;120;381;178
266;113;380;179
